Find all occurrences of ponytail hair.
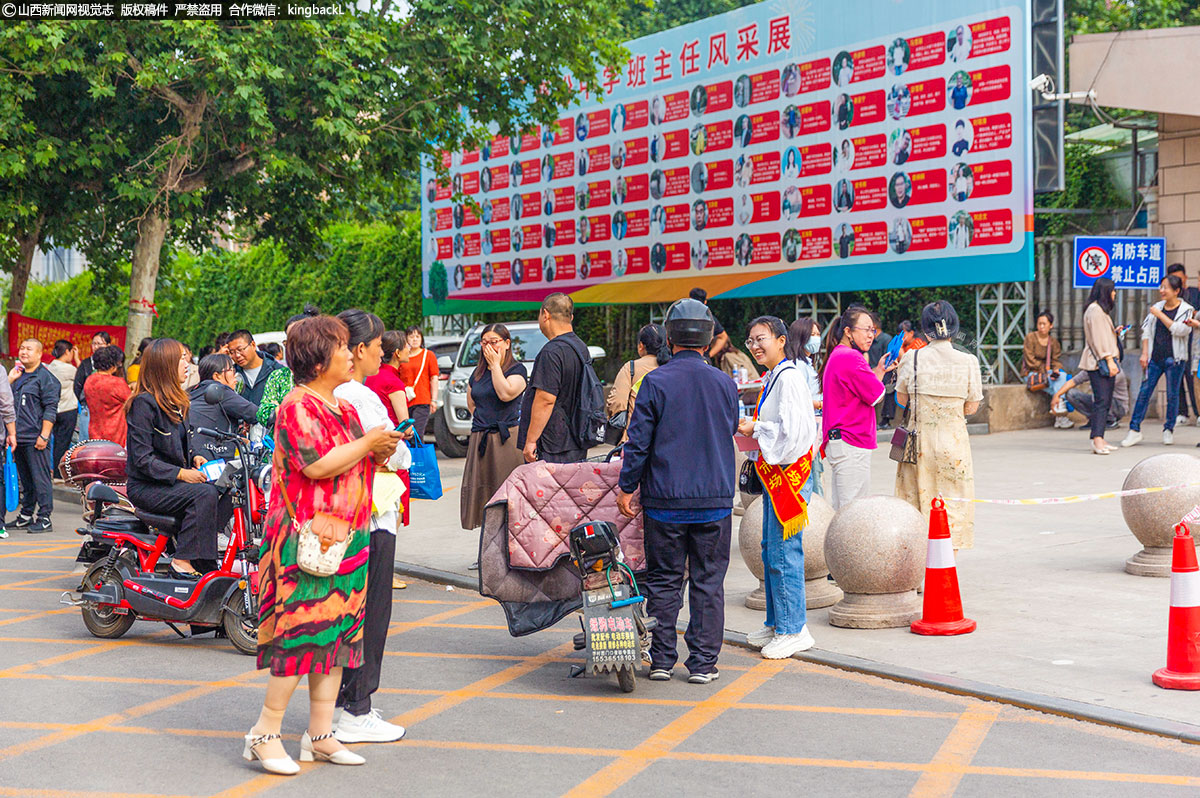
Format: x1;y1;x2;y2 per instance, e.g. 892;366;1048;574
637;323;671;365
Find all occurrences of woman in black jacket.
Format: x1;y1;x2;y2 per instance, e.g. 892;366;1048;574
126;339;233;579
189;353;258;459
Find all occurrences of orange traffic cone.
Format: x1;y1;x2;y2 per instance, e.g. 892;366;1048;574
911;498;976;636
1151;523;1200;690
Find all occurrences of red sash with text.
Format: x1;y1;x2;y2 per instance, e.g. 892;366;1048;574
754;363;812;540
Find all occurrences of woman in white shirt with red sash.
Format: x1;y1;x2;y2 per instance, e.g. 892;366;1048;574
737;316;818;660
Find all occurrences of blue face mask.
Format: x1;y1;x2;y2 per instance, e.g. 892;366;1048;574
804;337;821;354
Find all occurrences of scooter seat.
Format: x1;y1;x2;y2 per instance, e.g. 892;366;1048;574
133;509;182;535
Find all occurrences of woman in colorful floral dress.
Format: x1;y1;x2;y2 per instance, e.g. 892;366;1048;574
244;315;403;775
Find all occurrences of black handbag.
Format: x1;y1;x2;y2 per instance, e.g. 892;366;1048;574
604;361;637;446
739;457;762;495
889;349;919;465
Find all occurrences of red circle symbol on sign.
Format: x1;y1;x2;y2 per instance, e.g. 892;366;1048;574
1078;247;1110;278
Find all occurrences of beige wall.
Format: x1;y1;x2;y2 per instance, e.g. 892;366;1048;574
1070;29;1200;117
1158;113;1200;271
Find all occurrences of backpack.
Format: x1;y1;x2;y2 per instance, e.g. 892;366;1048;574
565;338;608;448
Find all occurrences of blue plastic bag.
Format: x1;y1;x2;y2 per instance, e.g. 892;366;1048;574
5;448;17;513
406;437;443;501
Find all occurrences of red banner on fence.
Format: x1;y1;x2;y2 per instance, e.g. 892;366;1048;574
7;312;127;361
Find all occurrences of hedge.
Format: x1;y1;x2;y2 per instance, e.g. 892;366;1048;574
24;215;424;349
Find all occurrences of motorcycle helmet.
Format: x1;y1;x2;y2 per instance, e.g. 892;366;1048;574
664;297;715;349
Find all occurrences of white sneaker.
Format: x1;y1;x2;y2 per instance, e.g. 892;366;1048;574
1121;430;1143;448
746;625;775;649
1052;399;1067;414
1177;415;1189;428
1054;416;1073;429
1164;430;1175;445
333;709;406;743
760;626;815;659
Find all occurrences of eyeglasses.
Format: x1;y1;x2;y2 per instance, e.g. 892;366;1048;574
481;338;504;346
849;326;877;336
227;342;253;355
744;335;775;349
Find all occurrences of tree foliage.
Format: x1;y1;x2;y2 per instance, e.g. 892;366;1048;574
0;6;629;352
24;214;424;348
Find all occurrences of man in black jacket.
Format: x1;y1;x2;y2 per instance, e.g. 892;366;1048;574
617;298;738;684
9;339;59;532
189;353;259;459
228;329;288;407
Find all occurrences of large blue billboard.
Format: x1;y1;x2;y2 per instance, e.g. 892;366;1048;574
422;0;1033;311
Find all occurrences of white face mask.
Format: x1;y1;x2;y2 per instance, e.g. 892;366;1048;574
805;337;821;354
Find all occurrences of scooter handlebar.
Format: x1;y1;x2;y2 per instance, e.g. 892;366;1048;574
194;426;243;442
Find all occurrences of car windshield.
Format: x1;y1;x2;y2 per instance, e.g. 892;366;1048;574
458;327;549;368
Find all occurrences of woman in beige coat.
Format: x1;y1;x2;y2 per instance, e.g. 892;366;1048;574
895;301;983;550
1080;278;1122;455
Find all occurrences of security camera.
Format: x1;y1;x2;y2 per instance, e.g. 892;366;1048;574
1029;74;1053;94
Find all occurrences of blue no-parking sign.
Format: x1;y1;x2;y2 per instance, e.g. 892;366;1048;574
1073;236;1167;290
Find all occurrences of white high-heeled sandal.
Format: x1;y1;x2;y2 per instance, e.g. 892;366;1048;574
243;731;300;775
300;731;365;765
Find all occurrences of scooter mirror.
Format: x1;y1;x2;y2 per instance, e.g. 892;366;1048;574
204;383;223;405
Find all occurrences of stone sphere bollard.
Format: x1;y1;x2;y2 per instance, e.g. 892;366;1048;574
825;495;926;628
1121;453;1200;577
737;493;843;610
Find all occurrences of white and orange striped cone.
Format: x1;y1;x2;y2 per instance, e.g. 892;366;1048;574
910;498;976;636
1151;523;1200;690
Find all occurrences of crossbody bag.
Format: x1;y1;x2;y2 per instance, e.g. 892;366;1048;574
889;349;919;464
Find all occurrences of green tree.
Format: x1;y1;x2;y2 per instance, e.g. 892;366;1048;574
429;261;449;306
1;7;627;354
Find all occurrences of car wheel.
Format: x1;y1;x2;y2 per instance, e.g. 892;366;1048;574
434;407;469;458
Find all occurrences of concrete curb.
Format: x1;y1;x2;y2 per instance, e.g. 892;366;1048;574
395;561;478;592
395;559;1200;746
53;486;80;507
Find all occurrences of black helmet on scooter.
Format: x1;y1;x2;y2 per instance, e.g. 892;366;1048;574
664;297;715;349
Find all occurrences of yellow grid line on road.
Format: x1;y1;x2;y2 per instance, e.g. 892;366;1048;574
910;706;1002;797
2;545;1200;797
563;658;788;798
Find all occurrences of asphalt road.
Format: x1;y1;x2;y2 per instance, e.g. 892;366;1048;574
1;522;1200;798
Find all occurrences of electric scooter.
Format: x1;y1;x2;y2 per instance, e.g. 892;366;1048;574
567;520;656;693
60;424;268;655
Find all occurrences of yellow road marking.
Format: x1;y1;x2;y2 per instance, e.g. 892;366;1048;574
385;599;494;637
0;667;262;763
909;706;1002;797
563;658;786;798
390;641;578;730
0;608;74;628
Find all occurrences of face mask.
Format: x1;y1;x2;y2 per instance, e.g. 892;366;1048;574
804;337;821;354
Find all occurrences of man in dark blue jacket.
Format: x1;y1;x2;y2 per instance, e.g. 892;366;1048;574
618;298;738;684
9;339;59;532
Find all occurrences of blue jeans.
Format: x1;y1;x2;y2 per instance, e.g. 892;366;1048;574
77;404;89;440
811;450;825;497
761;475;813;635
1130;358;1186;432
1027;371;1069;399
